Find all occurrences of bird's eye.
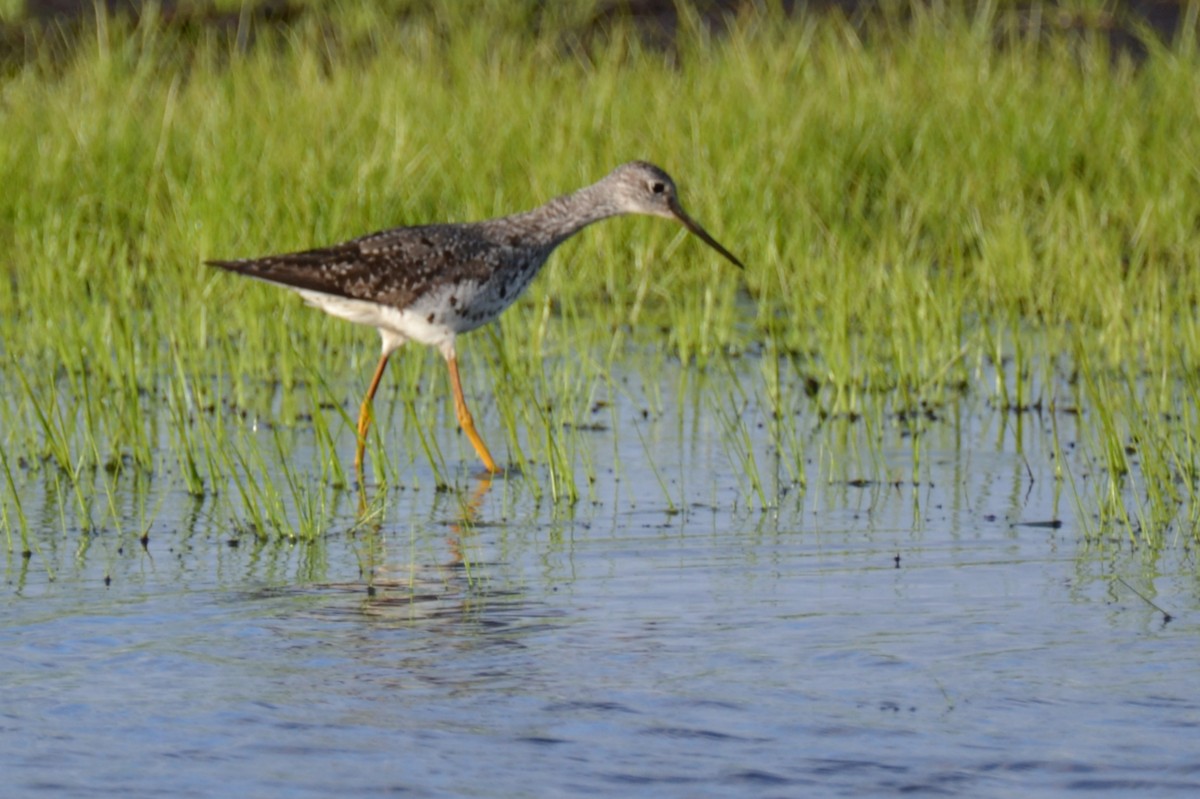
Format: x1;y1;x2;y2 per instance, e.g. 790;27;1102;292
651;181;666;194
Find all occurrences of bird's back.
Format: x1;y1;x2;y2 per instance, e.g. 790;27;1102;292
208;221;555;316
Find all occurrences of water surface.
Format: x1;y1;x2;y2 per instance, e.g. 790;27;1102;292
3;359;1198;798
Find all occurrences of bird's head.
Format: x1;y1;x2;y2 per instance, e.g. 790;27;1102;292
605;161;745;269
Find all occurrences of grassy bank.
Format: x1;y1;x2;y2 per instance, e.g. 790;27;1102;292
2;2;1199;546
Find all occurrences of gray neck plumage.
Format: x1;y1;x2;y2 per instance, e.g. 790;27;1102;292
482;176;623;251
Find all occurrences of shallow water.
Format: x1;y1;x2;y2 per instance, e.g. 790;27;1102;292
3;358;1199;798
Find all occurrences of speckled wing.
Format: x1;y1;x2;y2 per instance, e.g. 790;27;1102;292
207;224;503;311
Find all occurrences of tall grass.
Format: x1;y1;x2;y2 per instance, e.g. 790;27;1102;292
1;2;1198;545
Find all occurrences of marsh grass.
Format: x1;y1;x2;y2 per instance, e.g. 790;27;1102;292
2;2;1200;548
0;444;31;556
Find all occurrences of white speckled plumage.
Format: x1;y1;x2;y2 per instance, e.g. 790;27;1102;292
207;161;743;475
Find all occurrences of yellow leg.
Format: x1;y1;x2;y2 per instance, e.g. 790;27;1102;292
355;353;391;477
446;355;499;473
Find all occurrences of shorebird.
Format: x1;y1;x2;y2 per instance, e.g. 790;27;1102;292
207;161;744;476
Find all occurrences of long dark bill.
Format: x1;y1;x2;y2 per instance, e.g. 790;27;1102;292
670;199;745;270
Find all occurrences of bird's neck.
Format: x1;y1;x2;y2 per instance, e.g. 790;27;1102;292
485;177;623;250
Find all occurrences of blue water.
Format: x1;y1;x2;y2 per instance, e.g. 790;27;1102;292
4;362;1200;797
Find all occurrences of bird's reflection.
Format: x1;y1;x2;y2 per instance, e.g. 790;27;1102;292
347;473;501;621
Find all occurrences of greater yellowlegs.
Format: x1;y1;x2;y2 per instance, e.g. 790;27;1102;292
207;161;744;475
